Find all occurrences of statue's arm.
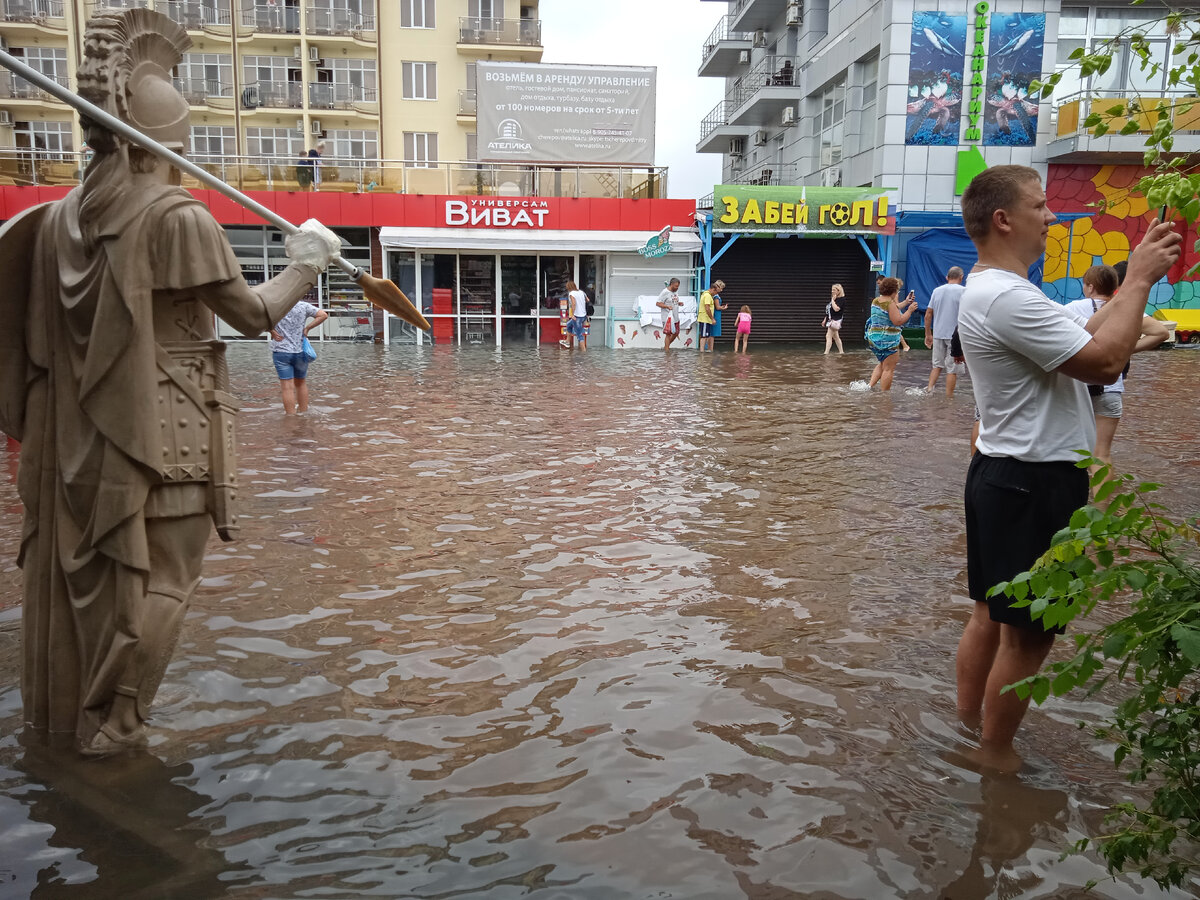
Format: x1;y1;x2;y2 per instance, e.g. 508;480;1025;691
193;263;322;337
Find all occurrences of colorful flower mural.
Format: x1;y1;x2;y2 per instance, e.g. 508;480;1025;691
1044;163;1199;310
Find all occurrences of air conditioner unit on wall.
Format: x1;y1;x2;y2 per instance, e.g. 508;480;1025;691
738;50;750;64
786;5;801;25
293;45;303;59
309;44;320;61
311;119;322;134
0;110;11;126
822;165;842;187
781;106;795;126
753;129;769;146
753;29;766;47
296;118;304;132
729;137;745;157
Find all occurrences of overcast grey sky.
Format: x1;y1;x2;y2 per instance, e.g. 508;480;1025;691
539;0;724;200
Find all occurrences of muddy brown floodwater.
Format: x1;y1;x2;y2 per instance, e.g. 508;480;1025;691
1;344;1199;900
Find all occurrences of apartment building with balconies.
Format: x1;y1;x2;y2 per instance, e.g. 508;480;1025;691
697;0;1200;317
0;0;543;187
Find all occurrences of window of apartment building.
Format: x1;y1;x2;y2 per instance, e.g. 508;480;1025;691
469;0;503;21
860;55;878;107
403;132;438;167
243;55;295;87
816;75;846;168
402;61;437;100
330;129;379;161
332;57;377;96
1055;6;1176;99
189;125;235;160
14;120;72;158
246;126;303;159
175;52;233;96
11;47;68;93
401;0;434;28
466;133;478;161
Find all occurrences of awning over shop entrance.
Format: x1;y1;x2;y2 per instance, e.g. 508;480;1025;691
378;227;701;254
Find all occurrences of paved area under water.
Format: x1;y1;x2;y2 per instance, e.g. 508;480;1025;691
1;343;1198;899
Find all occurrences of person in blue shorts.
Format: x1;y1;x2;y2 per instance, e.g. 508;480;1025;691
564;280;589;351
270;295;328;413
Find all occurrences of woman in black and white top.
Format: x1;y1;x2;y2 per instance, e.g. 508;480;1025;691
824;283;846;354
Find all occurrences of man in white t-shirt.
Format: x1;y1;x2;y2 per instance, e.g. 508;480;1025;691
954;165;1180;770
656;278;682;351
923;267;966;396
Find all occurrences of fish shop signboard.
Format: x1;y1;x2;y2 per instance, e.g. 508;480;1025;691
714;186;896;236
905;6;1044;147
476;61;656;165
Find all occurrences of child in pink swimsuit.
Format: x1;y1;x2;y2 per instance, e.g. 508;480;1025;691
734;305;752;353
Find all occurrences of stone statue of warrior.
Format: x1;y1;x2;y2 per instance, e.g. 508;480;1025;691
0;10;340;756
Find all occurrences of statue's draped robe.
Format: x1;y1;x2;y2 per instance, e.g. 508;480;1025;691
0;184;240;745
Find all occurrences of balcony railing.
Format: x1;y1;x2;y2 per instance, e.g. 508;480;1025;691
305;5;373;34
701;15;751;66
731;55;799;106
308;81;377;109
0;68;68;100
0;147;83;186
173;76;235;104
162;0;230;27
87;0;148;11
458;89;476;116
2;0;63;20
458;16;541;47
1054;91;1200;139
700;98;738;141
0;149;668;198
242;80;303;108
732;162;798;186
240;3;299;33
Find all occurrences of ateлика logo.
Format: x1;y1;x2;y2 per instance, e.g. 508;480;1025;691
486;118;532;156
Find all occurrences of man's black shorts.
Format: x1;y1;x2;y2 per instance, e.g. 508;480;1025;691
965;453;1089;631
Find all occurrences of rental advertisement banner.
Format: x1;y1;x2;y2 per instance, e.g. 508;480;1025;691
477;61;656;165
983;12;1044;146
905;12;967;145
713;185;895;235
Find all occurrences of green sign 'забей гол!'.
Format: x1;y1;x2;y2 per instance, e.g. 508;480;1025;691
714;185;896;235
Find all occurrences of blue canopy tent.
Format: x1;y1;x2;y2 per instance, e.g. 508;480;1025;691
897;210;1090;311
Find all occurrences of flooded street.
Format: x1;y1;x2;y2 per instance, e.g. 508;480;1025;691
1;343;1198;899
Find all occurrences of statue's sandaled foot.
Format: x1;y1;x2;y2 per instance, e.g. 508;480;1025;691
80;722;147;758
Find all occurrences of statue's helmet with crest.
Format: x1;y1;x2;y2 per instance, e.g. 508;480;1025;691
76;9;191;153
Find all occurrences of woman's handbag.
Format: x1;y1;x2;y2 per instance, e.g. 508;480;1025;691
302;336;317;360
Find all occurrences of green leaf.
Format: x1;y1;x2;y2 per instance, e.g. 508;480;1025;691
1031;679;1051;705
1103;631;1132;657
1170;624;1200;665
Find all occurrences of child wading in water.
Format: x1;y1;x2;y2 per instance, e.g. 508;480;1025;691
734;305;752;353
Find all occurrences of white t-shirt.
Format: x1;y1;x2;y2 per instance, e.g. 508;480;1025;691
1064;298;1123;392
656;288;679;322
958;268;1095;462
569;289;588;317
928;282;965;340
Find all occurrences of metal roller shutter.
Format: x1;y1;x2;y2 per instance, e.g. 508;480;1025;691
711;236;878;343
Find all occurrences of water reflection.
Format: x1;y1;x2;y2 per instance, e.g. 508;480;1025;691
1;344;1198;898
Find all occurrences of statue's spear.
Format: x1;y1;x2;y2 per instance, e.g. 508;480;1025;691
0;48;430;331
